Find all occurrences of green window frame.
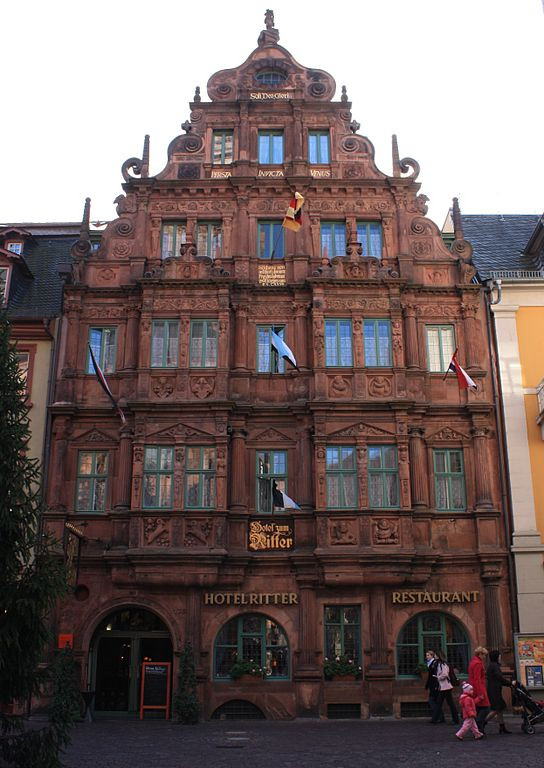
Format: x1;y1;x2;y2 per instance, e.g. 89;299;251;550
151;320;179;368
142;446;174;509
196;222;222;259
161;222;186;260
320;221;346;259
214;614;290;680
75;451;108;513
325;319;353;366
363;319;392;367
185;447;216;509
356;221;382;258
308;130;330;164
212;130;234;165
396;612;470;678
256;450;287;513
257;220;284;259
326;446;357;509
426;324;456;373
324;606;361;663
190;320;218;368
368;445;399;508
257;325;285;373
258;131;283;164
87;327;117;374
433;449;466;511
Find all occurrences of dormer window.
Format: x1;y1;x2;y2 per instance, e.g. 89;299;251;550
255;70;287;86
6;242;23;255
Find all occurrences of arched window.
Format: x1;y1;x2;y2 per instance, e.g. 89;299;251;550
396;612;470;677
214;614;289;679
255;70;287;86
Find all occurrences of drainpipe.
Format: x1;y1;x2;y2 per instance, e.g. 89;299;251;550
483;278;519;634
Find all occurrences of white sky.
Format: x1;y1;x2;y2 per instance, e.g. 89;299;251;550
2;0;542;229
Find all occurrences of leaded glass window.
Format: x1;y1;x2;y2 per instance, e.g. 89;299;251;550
258;131;283;164
426;325;455;373
368;445;399;508
151;320;179;368
257;325;285;373
161;222;186;259
257;450;287;513
320;222;346;259
325;319;353;366
363;319;392;366
185;447;216;509
396;612;470;677
212;130;234;165
143;446;173;509
190;320;218;367
76;451;108;512
87;327;117;374
308;131;330;164
214;614;289;679
434;449;466;510
356;221;382;258
326;446;357;508
196;222;222;259
324;606;361;663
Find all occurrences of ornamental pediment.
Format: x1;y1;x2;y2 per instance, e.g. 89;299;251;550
73;427;116;444
327;422;395;438
146;422;213;439
426;426;469;442
250;427;293;443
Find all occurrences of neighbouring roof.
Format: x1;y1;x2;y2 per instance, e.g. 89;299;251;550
461;214;542;279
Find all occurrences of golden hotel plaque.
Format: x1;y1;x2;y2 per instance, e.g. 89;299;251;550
249;518;294;550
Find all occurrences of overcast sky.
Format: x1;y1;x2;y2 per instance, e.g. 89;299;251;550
2;0;542;229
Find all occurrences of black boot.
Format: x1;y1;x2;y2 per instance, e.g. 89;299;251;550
499;724;511;734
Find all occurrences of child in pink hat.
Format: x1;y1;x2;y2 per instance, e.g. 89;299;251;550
456;682;484;740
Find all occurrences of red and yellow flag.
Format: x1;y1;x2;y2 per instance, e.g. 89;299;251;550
282;191;304;232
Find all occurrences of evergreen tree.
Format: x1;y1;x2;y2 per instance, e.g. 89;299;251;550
173;643;200;724
0;311;71;767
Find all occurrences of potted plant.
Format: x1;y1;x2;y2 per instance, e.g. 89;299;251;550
415;662;429;680
229;659;265;682
323;655;362;681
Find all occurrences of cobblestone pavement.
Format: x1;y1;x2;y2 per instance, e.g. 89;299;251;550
62;717;542;768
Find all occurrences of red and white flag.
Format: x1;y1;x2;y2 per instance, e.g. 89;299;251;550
88;344;126;423
444;349;477;390
282;191;304;232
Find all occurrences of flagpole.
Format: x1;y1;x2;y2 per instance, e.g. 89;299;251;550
443;348;458;381
270;226;283;260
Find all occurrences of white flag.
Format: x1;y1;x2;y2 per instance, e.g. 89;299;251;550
270;330;298;369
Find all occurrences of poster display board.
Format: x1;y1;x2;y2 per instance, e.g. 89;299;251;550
139;662;171;719
514;634;544;689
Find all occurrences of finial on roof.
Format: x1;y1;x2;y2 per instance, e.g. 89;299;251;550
70;197;92;261
141;135;150;178
349;120;360;134
258;8;279;46
193;86;201;103
181;120;192;133
341;85;348;103
81;197;91;239
392;134;400;177
452;197;464;239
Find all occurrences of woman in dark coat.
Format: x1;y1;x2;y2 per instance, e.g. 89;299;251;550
485;649;516;733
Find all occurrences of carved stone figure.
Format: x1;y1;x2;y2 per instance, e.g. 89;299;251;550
372;518;399;545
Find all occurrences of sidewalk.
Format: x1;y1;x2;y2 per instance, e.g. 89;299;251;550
63;717;539;768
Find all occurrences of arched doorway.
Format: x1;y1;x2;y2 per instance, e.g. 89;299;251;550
90;607;173;715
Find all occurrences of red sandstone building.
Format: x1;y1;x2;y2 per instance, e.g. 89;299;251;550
45;12;512;719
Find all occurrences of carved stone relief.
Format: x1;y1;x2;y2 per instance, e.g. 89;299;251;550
328;375;351;398
143;517;170;547
190;376;215;399
372;518;399;545
329;519;357;545
184;519;213;547
152;376;174;399
367;375;392;398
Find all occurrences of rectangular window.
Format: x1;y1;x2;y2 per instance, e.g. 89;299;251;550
434;449;466;510
190;320;218;367
324;606;361;663
426;325;455;372
356;221;382;258
15;351;30;390
257;450;287;513
325;319;353;366
76;451;108;512
6;242;23;255
212;130;234;165
363;319;392;367
258;131;283;164
196;222;222;260
258;220;284;259
143;446;174;509
185;447;216;508
161;222;187;260
87;327;117;374
0;267;9;303
308;131;330;164
320;222;346;259
257;325;285;373
326;446;357;508
368;445;399;508
151;320;179;368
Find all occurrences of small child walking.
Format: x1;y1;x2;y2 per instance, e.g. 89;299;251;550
456;682;484;740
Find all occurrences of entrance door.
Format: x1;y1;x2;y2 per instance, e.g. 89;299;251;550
91;608;173;715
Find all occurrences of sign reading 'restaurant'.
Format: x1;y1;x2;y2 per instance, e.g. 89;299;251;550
392;590;479;604
204;592;298;606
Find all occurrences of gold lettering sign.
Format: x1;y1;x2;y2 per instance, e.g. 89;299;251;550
310;168;331;178
210;170;232;178
203;592;299;606
391;590;480;604
249;519;294;551
250;92;290;100
257;169;284;178
258;263;286;286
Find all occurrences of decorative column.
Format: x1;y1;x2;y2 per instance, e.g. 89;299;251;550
481;565;504;651
114;426;133;510
63;299;82;373
297;425;313;507
472;427;493;508
408;426;428;508
398;442;411;509
124;305;140;370
369;588;389;668
229;428;247;511
294;303;308;369
461;301;480;368
48;418;70;510
233;304;248;370
402;301;419;368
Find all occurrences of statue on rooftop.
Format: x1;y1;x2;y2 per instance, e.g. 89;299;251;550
265;9;274;29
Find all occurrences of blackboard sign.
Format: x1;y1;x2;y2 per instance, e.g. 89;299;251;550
139;662;171;719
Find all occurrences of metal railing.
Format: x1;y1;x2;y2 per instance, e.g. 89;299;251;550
489;269;544;280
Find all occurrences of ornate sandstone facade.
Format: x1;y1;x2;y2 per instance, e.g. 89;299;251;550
45;13;511;719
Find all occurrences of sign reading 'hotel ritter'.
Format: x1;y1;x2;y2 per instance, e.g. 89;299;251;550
249;518;293;550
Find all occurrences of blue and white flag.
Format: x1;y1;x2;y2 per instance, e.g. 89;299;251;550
272;481;301;510
270;330;298;370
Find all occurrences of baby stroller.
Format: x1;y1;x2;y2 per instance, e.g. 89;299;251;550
512;682;544;734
